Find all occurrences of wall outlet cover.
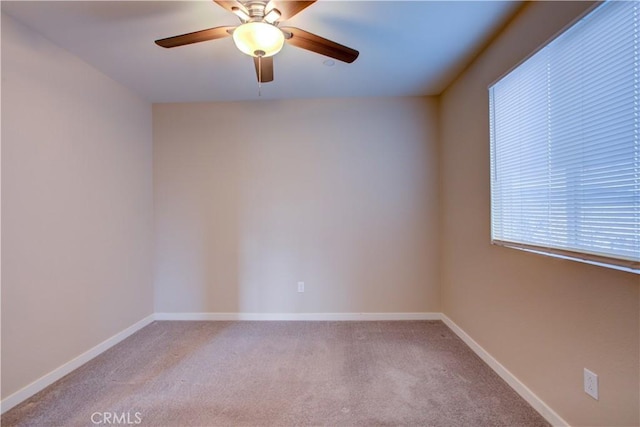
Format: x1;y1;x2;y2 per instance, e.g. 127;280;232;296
584;368;598;400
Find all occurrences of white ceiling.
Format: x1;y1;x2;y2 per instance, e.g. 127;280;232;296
1;1;522;103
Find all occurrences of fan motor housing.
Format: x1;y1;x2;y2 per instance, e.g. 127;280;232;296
245;1;269;21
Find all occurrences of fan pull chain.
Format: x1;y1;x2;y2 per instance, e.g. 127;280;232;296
258;55;262;97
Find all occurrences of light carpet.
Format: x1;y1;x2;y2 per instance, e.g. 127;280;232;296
2;320;549;426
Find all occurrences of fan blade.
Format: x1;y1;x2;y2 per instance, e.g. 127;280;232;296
155;26;234;48
213;0;246;14
281;27;359;63
268;1;316;21
254;56;274;82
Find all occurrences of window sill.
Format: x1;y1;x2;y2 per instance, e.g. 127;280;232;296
492;241;640;275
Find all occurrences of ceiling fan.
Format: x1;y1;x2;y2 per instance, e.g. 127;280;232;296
155;0;359;83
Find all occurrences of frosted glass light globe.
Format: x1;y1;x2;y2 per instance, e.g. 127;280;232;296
233;22;285;57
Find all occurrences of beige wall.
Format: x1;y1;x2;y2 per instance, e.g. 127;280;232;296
153;97;440;314
1;13;154;399
439;2;639;426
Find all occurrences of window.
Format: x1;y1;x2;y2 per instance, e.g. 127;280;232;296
489;1;639;274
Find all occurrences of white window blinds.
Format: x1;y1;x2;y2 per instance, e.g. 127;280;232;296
489;1;639;272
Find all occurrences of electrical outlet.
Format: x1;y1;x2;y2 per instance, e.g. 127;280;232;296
584;368;598;400
297;282;305;293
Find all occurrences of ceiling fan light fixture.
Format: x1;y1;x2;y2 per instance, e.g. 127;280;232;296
232;22;284;57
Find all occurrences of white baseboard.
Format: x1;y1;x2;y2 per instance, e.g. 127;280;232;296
154;312;442;321
441;314;569;427
1;314;155;414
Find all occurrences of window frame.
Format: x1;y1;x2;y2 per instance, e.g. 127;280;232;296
487;1;640;275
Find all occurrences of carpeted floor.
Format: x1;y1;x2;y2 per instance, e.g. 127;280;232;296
2;321;549;426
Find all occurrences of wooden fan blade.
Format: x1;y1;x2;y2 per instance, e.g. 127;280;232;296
254;56;274;82
281;27;359;63
213;0;245;14
269;1;316;21
155;26;234;48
